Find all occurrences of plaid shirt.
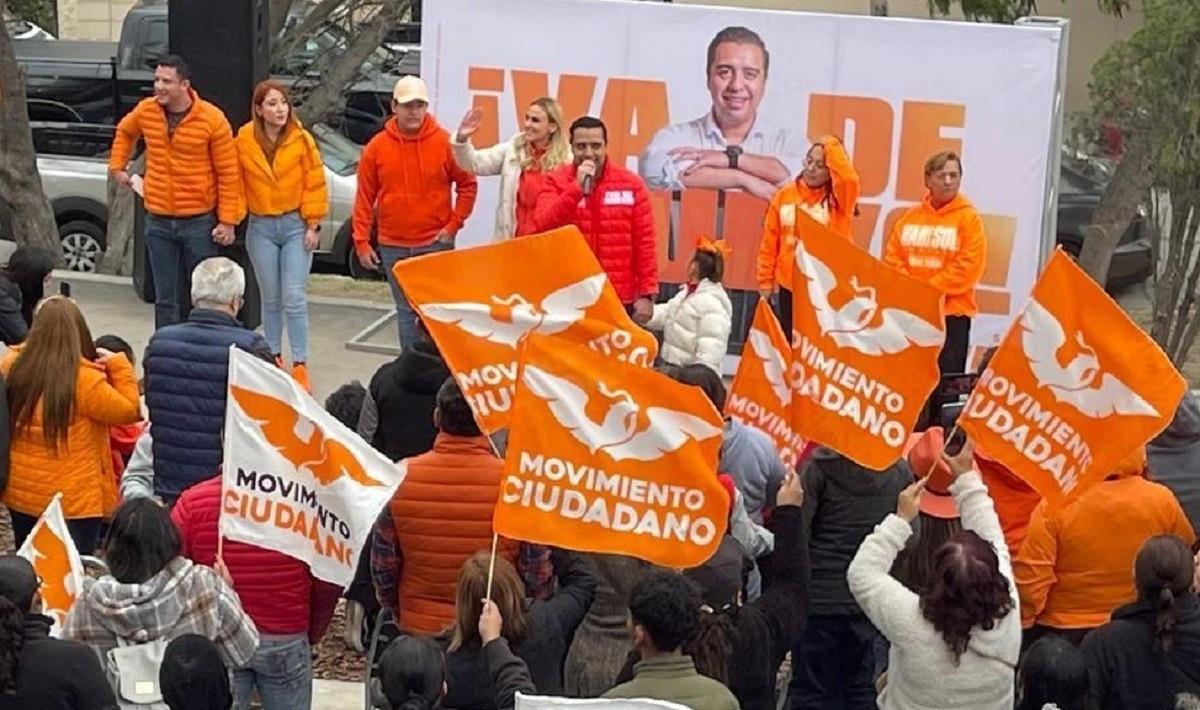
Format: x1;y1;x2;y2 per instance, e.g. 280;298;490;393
63;557;259;668
370;509;556;614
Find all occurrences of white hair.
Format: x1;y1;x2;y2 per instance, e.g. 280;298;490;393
190;257;245;308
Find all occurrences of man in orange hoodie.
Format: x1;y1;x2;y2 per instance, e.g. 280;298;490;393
109;55;242;329
883;151;986;374
1014;448;1195;647
353;76;478;349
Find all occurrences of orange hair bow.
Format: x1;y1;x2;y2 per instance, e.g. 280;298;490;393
695;235;732;260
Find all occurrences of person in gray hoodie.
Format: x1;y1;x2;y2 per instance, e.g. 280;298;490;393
1148;391;1200;532
787;446;913;710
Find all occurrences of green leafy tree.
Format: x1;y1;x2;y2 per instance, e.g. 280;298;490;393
925;0;1127;22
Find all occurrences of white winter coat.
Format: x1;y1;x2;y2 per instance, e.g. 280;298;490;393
847;471;1021;710
646;279;732;373
451;133;569;241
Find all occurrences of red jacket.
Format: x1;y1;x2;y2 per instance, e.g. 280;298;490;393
531;161;658;304
352;115;478;254
171;477;341;641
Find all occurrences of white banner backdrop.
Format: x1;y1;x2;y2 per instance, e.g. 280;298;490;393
422;0;1065;349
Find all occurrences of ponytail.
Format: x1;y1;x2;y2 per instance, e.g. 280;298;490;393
685;609;735;686
0;594;25;695
1157;586;1178;653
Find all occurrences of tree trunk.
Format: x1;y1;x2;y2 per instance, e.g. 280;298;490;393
0;0;61;258
269;0;295;41
870;0;889;16
272;0;346;66
98;153;144;275
294;5;398;127
1076;141;1152;284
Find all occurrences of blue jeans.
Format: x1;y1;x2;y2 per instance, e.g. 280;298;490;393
246;213;311;362
380;241;453;349
145;212;219;329
232;634;311;710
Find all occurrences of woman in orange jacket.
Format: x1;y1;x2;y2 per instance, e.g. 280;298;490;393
3;297;141;554
884;151;987;374
235;80;328;391
757;135;859;330
1013;448;1195;647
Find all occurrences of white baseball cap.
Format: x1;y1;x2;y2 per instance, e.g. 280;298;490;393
392;76;429;105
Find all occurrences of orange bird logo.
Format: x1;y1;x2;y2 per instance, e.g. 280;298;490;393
29;523;75;627
230;385;384;487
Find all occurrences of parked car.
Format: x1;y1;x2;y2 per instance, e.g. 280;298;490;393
11;122;360;275
1057;147;1151;289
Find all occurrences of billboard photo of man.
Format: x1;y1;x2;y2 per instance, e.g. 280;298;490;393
640;26;807;200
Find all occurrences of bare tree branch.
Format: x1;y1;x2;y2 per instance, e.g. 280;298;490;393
269;0;297;41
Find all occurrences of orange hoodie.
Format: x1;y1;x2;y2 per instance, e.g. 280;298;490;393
975;447;1041;557
757;136;859;292
1014;451;1195;631
352;115;478;254
883;192;987;317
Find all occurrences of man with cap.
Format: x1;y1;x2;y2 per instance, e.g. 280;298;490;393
352;76;478;349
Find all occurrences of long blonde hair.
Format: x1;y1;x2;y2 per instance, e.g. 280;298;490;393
8;296;96;452
447;552;529;652
519;97;571;173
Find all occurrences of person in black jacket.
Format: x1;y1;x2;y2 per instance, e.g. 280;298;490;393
357;320;450;462
444;548;598;707
616;470;810;710
0;555;117;710
787;447;913;710
1082;534;1200;709
0;245;55;345
371;601;535;710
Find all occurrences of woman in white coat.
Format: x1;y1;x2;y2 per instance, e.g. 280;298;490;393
638;236;733;374
847;438;1021;710
452;97;571;240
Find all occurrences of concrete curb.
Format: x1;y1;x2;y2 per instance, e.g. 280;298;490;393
55;270;392;310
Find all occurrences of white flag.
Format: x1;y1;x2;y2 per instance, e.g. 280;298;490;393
515;694;691;710
221;348;406;586
16;493;86;637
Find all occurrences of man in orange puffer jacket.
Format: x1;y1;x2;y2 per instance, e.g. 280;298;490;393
109;55;243;329
883;150;987;374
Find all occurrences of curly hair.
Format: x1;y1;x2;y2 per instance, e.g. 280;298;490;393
1134;535;1194;653
629;572;701;653
919;530;1014;665
0;556;38;696
685;607;735;685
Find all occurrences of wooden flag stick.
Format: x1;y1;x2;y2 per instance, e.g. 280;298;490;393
485;532;499;601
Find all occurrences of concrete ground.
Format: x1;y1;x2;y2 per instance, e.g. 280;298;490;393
64;271;399;402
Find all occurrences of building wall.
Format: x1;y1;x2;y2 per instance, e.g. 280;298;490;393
676;0;1143;113
57;0;136;41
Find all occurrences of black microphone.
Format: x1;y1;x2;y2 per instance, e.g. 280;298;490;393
582;173;594;196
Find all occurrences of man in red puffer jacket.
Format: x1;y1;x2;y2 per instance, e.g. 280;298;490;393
172;476;341;710
532;115;658;320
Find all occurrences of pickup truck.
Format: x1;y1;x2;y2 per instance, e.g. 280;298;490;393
15;0;407;144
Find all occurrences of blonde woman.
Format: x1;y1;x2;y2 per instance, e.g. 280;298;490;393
452;97;571;240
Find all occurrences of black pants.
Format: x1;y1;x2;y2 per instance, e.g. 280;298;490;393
10;509;103;555
776;288;794;344
788;615;880;710
940;315;971;375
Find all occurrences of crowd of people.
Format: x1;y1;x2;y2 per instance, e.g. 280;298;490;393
0;32;1193;710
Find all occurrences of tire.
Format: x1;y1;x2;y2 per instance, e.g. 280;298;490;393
58;220;107;273
344;231;383;281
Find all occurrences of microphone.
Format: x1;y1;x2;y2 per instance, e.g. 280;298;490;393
582;173;594;196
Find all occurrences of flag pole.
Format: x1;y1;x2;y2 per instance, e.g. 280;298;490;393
485;532;499;601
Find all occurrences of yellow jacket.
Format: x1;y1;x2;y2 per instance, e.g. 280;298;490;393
1;350;142;519
234;122;328;225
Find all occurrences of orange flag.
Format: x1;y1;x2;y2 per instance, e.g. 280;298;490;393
16;494;85;636
959;250;1185;508
726;300;805;468
495;334;729;568
393;227;658;433
790;212;946;469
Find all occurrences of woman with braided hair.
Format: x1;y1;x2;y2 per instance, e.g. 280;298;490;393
1082;534;1200;709
0;555;115;709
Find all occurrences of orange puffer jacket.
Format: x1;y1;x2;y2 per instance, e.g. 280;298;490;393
388;433;517;635
234;121;328;224
1;350;142;519
109;90;242;225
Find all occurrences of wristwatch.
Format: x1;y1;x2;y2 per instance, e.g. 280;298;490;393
725;145;743;169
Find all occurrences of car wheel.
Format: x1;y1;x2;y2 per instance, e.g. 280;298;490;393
58;220;107;273
345;238;383;281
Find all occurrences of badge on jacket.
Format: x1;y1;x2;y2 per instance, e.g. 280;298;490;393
603;190;635;206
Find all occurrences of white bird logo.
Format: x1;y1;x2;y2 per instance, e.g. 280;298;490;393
794;240;944;356
523;365;723;462
419;274;607;348
746;328;791;406
1020;299;1158;418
